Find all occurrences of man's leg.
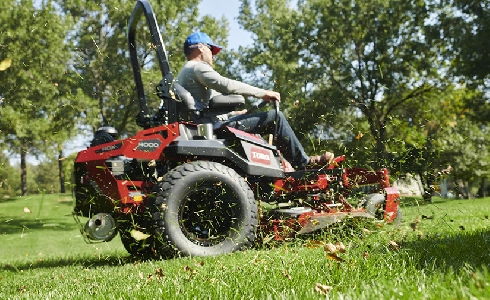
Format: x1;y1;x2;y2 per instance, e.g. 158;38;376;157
223;110;310;168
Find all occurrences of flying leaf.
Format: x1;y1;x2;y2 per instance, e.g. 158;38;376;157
356;131;363;140
0;58;12;71
130;229;150;241
314;283;333;295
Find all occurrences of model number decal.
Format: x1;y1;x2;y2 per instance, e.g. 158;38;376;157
136;139;162;152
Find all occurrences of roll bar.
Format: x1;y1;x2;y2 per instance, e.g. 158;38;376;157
127;0;178;128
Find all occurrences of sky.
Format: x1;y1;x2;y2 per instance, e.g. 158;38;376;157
198;0;253;50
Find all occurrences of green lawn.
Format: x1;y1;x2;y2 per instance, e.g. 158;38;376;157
1;194;489;299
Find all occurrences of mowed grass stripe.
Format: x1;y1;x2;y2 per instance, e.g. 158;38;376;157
0;194;489;299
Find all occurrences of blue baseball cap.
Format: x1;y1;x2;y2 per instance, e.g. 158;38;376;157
184;32;223;56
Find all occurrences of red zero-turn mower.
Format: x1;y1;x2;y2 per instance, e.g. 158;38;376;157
73;0;401;258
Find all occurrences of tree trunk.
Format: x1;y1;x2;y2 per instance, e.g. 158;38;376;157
478;177;486;198
58;150;65;193
376;122;388;168
465;181;472;199
20;148;27;196
367;111;388;170
419;171;434;203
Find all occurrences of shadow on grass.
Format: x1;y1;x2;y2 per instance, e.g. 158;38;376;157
0;218;77;234
0;197;19;204
1;254;140;272
399;196;450;207
400;228;490;272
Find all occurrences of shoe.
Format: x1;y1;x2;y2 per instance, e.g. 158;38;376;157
307;151;335;168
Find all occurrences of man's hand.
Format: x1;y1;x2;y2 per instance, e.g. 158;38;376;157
262;90;281;102
229;109;248;116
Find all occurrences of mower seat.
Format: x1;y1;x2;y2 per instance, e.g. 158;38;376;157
173;83;245;121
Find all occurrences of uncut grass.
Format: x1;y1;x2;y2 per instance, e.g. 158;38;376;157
1;195;489;299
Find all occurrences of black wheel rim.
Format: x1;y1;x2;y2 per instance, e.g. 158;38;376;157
179;182;238;247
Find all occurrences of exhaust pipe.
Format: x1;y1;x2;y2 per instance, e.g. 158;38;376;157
84;213;117;242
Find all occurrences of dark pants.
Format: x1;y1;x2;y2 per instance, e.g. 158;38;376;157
221;110;309;168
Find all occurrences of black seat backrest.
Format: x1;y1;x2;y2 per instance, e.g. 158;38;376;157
173;83;245;113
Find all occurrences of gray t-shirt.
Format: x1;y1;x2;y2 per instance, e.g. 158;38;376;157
175;61;266;111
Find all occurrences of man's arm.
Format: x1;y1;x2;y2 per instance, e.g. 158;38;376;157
194;62;267;98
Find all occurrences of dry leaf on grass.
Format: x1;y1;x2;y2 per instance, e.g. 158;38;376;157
324;241;347;262
389;240;400;250
314;283;333;295
362;228;371;234
195;261;204;267
304;240;324;248
183;265;198;277
324;241;346;254
326;253;345;262
335;241;346;253
410;222;418;231
23;207;31;213
324;242;337;253
155;268;165;279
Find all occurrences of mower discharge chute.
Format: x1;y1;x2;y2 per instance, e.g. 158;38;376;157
72;0;401;258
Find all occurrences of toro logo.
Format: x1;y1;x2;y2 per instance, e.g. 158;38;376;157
95;142;122;153
250;147;272;165
136;139;161;152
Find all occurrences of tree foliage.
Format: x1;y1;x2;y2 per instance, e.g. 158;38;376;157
236;0;489;198
0;153;20;197
0;0;83;195
55;0;230;137
238;0;441;168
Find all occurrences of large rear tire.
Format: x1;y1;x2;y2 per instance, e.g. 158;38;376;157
151;161;257;257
